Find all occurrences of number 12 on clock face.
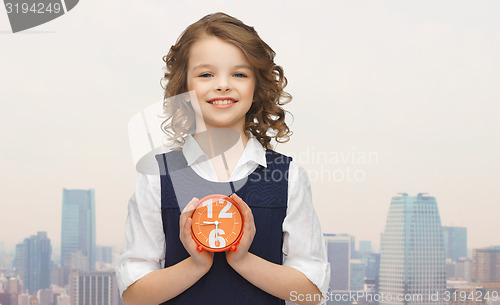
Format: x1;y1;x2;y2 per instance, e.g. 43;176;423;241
190;194;244;252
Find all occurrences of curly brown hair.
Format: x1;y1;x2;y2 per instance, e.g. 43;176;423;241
160;12;292;149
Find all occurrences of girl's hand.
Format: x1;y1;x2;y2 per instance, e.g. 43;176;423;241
179;197;214;271
225;193;256;267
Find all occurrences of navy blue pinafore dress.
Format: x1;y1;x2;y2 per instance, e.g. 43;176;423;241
155;149;292;305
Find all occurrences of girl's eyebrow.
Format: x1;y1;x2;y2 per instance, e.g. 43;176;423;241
192;64;214;70
234;64;252;70
192;64;252;70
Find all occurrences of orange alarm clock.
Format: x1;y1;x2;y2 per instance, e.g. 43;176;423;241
190;194;244;252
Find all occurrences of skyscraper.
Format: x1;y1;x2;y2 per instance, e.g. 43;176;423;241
364;253;380;285
442;226;467;261
69;271;119;305
379;193;446;305
350;259;366;291
455;257;472;281
324;234;351;291
96;246;113;264
15;232;52;294
37;288;54;305
446;257;473;281
359;240;373;254
61;189;96;272
471;247;500;283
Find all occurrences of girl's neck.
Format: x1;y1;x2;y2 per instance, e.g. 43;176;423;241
193;128;249;182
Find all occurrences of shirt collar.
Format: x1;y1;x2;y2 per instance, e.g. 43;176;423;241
182;134;208;167
182;134;267;168
240;136;267;168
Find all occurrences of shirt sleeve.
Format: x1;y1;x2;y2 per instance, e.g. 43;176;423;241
283;161;330;304
115;172;165;297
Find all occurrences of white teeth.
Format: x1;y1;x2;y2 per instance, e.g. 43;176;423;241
210;99;235;105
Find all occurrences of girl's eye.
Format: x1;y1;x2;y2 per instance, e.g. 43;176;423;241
199;73;213;78
233;73;247;78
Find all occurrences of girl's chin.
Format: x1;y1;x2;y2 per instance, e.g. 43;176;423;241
202;120;245;131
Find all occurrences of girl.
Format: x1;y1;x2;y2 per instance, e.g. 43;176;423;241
116;12;329;305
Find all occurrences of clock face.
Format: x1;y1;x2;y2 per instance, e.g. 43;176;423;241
190;194;244;252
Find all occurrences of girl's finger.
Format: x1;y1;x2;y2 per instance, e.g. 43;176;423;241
180;198;198;240
184;217;193;236
231;193;250;212
182;197;199;215
231;193;255;231
179;213;187;238
180;215;194;248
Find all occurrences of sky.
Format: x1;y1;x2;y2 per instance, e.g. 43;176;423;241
0;0;499;254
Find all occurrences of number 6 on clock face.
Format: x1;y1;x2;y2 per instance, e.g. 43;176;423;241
191;194;244;252
209;228;226;248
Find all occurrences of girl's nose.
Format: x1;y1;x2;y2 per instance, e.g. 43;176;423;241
216;77;231;92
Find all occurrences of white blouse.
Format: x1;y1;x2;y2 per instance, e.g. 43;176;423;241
115;135;330;302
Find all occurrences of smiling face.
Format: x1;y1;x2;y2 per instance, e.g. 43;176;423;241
187;35;256;134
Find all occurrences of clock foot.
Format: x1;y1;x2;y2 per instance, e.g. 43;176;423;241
197;245;204;252
230;245;237;252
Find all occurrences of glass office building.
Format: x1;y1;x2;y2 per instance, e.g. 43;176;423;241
61;188;96;271
442;226;467;261
15;232;52;294
325;234;351;291
379;193;446;305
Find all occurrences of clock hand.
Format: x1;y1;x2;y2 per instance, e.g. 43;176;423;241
214;220;220;242
202;221;216;225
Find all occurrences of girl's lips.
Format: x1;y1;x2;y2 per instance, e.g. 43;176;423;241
210;102;236;109
207;98;237;109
